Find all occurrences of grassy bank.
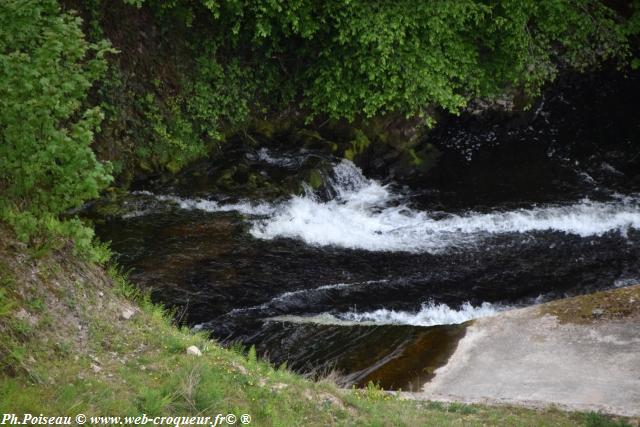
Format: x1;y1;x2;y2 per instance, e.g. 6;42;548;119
0;225;633;427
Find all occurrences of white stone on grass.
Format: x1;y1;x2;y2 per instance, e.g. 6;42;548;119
186;345;202;356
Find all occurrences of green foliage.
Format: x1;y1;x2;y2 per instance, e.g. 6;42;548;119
123;50;254;175
0;0;113;257
585;412;632;427
0;289;15;318
247;345;257;364
360;381;387;401
344;130;370;161
186;54;252;140
447;402;478;415
94;40;252;177
137;92;206;173
137;389;173;415
108;265;143;302
86;0;640;183
136;0;635;121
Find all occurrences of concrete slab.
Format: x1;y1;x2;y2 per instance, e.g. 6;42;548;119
415;286;640;417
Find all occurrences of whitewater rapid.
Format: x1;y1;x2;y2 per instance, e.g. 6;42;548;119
266;301;504;327
135;160;640;253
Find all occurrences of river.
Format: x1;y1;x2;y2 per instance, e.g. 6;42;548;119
93;69;640;391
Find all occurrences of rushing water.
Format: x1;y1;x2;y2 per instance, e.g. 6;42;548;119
94;70;640;390
130;159;640;253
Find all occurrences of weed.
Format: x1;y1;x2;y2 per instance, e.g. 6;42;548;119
448;402;478;415
585;412;632;427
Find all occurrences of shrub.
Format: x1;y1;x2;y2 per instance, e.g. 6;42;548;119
0;0;113;256
130;0;637;121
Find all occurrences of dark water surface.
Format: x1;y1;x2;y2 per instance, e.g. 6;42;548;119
94;71;640;390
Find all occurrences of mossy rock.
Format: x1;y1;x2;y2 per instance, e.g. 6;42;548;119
137;159;154;173
293;129;332;151
413;143;442;172
540;285;640;324
215;166;238;188
342;129;371;161
306;170;324;189
166;160;183;175
82;190;137;223
250;119;278;139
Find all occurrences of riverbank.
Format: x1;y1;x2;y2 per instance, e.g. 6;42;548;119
1;224;631;426
416;286;640;418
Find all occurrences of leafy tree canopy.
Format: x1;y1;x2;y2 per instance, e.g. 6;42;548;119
131;0;639;120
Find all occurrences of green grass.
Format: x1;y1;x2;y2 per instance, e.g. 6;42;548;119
0;225;636;426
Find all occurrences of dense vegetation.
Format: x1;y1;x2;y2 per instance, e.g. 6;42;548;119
0;0;112;257
89;1;640;183
0;0;636;261
129;0;639;121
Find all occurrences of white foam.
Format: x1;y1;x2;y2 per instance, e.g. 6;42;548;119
250;160;640;253
614;277;639;288
267;301;503;327
132;191;275;216
246;147;304;168
121;209;152;219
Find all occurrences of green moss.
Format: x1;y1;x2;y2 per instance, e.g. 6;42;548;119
342;129;370;161
413;143;442;173
251;119;278;139
215;167;238;189
343;149;355;161
307;170;324;189
408;148;422;166
539;285;640;325
165;160;182;175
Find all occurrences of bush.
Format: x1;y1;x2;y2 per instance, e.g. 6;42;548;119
131;0;637;121
0;0;113;256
